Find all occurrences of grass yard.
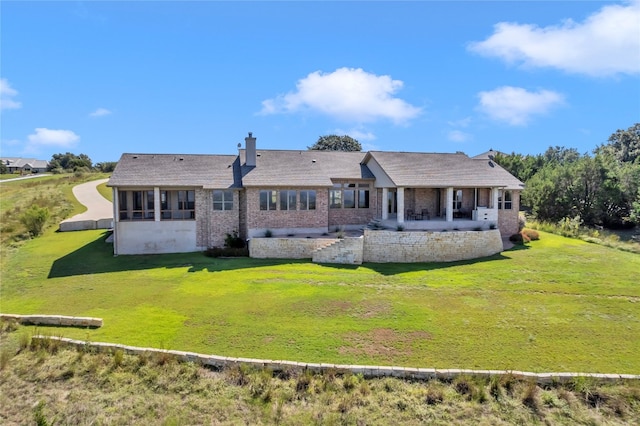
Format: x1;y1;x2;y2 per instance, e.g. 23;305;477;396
2;227;639;374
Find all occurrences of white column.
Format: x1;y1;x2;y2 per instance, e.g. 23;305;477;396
382;187;389;220
397;187;405;223
112;188;119;223
446;187;454;222
154;187;161;221
492;187;500;210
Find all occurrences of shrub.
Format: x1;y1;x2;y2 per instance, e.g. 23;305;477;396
509;233;524;245
20;205;50;236
396;225;404;231
522;228;539;241
264;229;273;238
224;231;245;248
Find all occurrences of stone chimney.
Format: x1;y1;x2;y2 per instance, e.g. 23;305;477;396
245;132;256;167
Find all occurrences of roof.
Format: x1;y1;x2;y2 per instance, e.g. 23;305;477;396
1;157;49;169
363;151;524;190
239;149;374;187
108;153;241;189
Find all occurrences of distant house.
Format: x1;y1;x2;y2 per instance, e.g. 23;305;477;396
107;133;524;255
1;157;49;174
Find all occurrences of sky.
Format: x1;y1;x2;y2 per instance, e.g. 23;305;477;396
1;1;639;163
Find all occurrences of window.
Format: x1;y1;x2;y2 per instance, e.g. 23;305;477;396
453;189;463;211
213;190;233;211
501;190;512;210
343;184;356;208
118;191;128;220
331;182;371;209
159;189;195;220
329;184;342;208
358;183;370;208
280;190;297;211
300;190;316;210
260;190;277;210
118;190;154;220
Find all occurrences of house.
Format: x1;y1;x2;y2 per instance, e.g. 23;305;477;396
1;157;49;174
107;133;524;256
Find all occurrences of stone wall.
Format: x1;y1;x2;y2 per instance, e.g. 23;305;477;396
250;237;338;259
34;336;640;384
1;314;102;328
363;229;504;263
312;237;364;264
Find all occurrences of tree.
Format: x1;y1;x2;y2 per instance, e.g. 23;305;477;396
95;161;118;173
595;123;640;164
47;152;92;171
0;160;7;174
308;135;362;151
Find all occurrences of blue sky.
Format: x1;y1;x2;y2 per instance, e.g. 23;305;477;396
1;1;639;163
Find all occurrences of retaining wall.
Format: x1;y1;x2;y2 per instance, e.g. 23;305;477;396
250;237;338;259
1;314;102;328
363;229;504;263
59;218;112;232
312;237;364;264
32;336;640;384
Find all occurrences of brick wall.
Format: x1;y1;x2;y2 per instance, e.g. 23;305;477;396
328;186;378;227
196;189;241;248
245;187;330;235
498;190;521;236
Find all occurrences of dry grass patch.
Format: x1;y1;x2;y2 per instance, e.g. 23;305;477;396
339;328;433;359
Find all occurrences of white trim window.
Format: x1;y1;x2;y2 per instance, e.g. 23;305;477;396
213;190;233;211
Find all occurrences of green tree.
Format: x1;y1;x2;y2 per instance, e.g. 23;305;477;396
20;205;50;236
95;161;117;172
0;160;7;174
595;123;640;164
308;135;362;151
47;152;92;171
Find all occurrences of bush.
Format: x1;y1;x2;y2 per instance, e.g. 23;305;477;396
522;229;539;241
509;233;524;245
224;231;245;248
204;247;249;258
20;205;50;236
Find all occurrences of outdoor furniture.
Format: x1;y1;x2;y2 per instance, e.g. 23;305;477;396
406;209;416;220
421;209;431;220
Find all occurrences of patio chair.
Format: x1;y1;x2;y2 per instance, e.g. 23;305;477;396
406;209;416;220
421;209;431;220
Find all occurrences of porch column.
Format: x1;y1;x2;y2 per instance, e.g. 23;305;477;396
446;187;454;222
492;187;500;210
397;187;405;224
112;188;119;223
382;187;389;220
154;187;161;221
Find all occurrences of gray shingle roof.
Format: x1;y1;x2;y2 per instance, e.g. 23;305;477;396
108;153;241;189
239;150;374;187
364;151;524;189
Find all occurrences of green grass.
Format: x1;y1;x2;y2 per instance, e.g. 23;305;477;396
96;181;113;202
2;227;639;374
0;173;110;248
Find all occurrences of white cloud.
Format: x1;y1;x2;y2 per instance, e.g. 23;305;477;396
0;78;22;110
447;117;472;128
89;108;112;117
260;68;422;124
477;86;564;126
26;128;80;152
468;1;640;76
448;130;472;142
333;128;377;142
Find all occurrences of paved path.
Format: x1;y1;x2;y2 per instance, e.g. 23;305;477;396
59;178;113;231
0;173;51;182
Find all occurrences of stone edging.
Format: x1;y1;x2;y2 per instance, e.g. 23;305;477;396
32;336;640;384
1;314;102;328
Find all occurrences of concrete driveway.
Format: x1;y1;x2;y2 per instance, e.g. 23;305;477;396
59;178;113;231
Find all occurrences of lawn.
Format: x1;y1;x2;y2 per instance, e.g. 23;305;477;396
2;226;639;374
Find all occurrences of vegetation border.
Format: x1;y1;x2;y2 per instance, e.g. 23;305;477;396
32;336;640;384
